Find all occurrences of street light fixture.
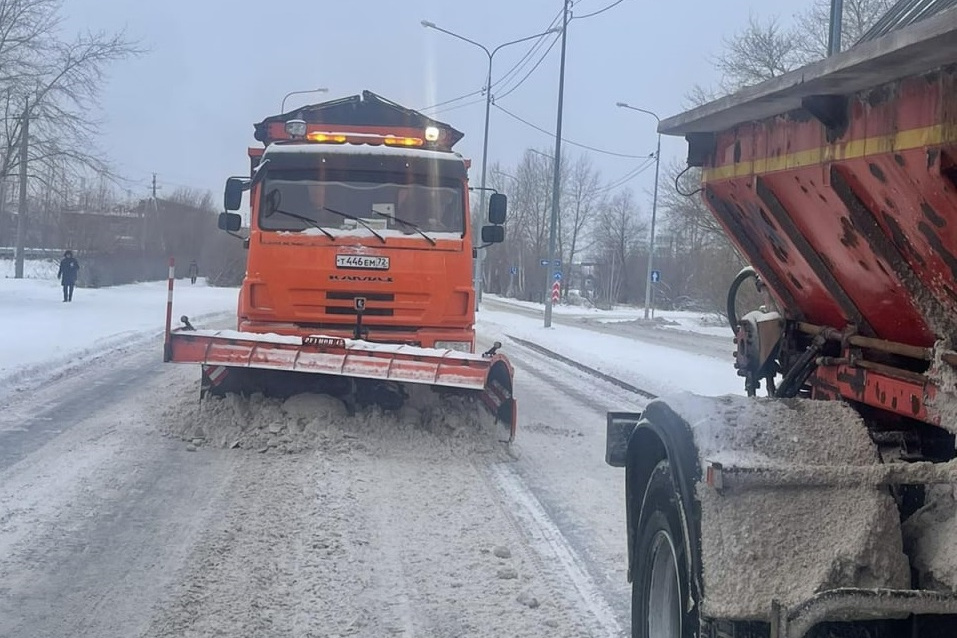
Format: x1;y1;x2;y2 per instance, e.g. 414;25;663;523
422;20;560;310
616;101;661;320
281;87;330;114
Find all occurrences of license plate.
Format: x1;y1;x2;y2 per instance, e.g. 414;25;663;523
336;254;390;270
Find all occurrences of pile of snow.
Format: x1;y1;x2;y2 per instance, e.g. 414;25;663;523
905;484;957;592
161;386;507;457
595;310;732;338
660;394;910;619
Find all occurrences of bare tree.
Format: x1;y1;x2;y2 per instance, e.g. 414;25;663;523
794;0;895;62
168;186;215;212
559;153;601;296
659;161;724;242
0;0;139;257
683;83;722;109
711;0;893;93
713;13;803;92
593;189;644;304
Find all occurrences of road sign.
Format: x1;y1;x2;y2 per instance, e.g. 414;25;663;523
551;281;561;303
554;271;562;281
651;270;661;283
540;259;549;266
510;266;518;275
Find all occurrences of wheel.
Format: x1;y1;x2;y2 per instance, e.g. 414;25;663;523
632;460;696;638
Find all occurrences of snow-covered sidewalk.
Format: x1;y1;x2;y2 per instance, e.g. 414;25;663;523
0;276;238;381
478;306;744;398
484;293;732;338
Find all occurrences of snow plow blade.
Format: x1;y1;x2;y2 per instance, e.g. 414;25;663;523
165;329;517;442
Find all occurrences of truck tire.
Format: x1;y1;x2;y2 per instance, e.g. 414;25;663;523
632;459;696;638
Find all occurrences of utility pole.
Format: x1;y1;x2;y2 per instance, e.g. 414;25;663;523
144;173;160;253
14;99;28;279
544;0;571;328
644;132;661;319
616;102;662;319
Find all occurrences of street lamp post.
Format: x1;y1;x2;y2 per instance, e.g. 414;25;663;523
421;20;559;311
281;87;329;114
616;102;661;320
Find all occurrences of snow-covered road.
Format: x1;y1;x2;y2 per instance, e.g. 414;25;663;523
0;330;653;637
0;278;738;636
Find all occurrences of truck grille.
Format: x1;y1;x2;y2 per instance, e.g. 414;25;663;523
324;291;395;316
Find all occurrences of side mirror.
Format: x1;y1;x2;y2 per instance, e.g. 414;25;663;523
488;193;507;225
481;224;505;244
224;177;245;211
218;212;242;232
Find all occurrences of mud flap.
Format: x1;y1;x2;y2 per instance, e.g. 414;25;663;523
480;359;516;443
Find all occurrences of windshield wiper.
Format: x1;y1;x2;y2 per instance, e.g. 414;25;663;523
272;208;336;241
321;206;387;244
373;210;436;246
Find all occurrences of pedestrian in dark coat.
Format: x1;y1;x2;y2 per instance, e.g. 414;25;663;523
187;259;199;285
57;250;79;302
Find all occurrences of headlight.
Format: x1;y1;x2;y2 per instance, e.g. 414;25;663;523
435;340;471;352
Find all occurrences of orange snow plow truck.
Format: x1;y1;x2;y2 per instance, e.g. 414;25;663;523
607;8;957;638
164;91;516;441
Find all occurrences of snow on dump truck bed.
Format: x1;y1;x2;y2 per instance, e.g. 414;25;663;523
658;393;913;619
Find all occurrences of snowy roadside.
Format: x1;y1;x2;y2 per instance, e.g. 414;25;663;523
484;293;731;338
0;276;238;388
478;307;744;398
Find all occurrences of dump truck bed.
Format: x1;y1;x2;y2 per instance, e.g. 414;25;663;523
660;7;957;349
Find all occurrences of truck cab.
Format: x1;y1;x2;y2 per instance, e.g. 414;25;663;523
218;91;506;352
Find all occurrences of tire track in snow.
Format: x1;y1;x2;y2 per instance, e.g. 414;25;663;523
489;463;626;638
478;332;640;635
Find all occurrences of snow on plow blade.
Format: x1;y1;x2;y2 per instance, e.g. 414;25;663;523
165;329;517;442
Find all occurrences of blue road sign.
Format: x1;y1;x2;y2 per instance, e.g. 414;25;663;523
651;270;661;283
554;271;562;281
510;266;518;275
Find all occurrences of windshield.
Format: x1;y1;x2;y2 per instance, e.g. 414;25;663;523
258;168;465;236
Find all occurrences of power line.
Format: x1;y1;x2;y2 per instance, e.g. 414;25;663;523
572;0;629;20
495;32;562;101
419;88;485;113
428;96;487;116
596;157;657;193
418;5;564;114
492;102;651;159
493;8;564;89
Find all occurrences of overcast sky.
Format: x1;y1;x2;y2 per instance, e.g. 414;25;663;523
63;0;803;214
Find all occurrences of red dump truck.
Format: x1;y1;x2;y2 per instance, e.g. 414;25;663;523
607;10;957;638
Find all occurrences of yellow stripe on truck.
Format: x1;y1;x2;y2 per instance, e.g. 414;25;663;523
702;124;957;183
